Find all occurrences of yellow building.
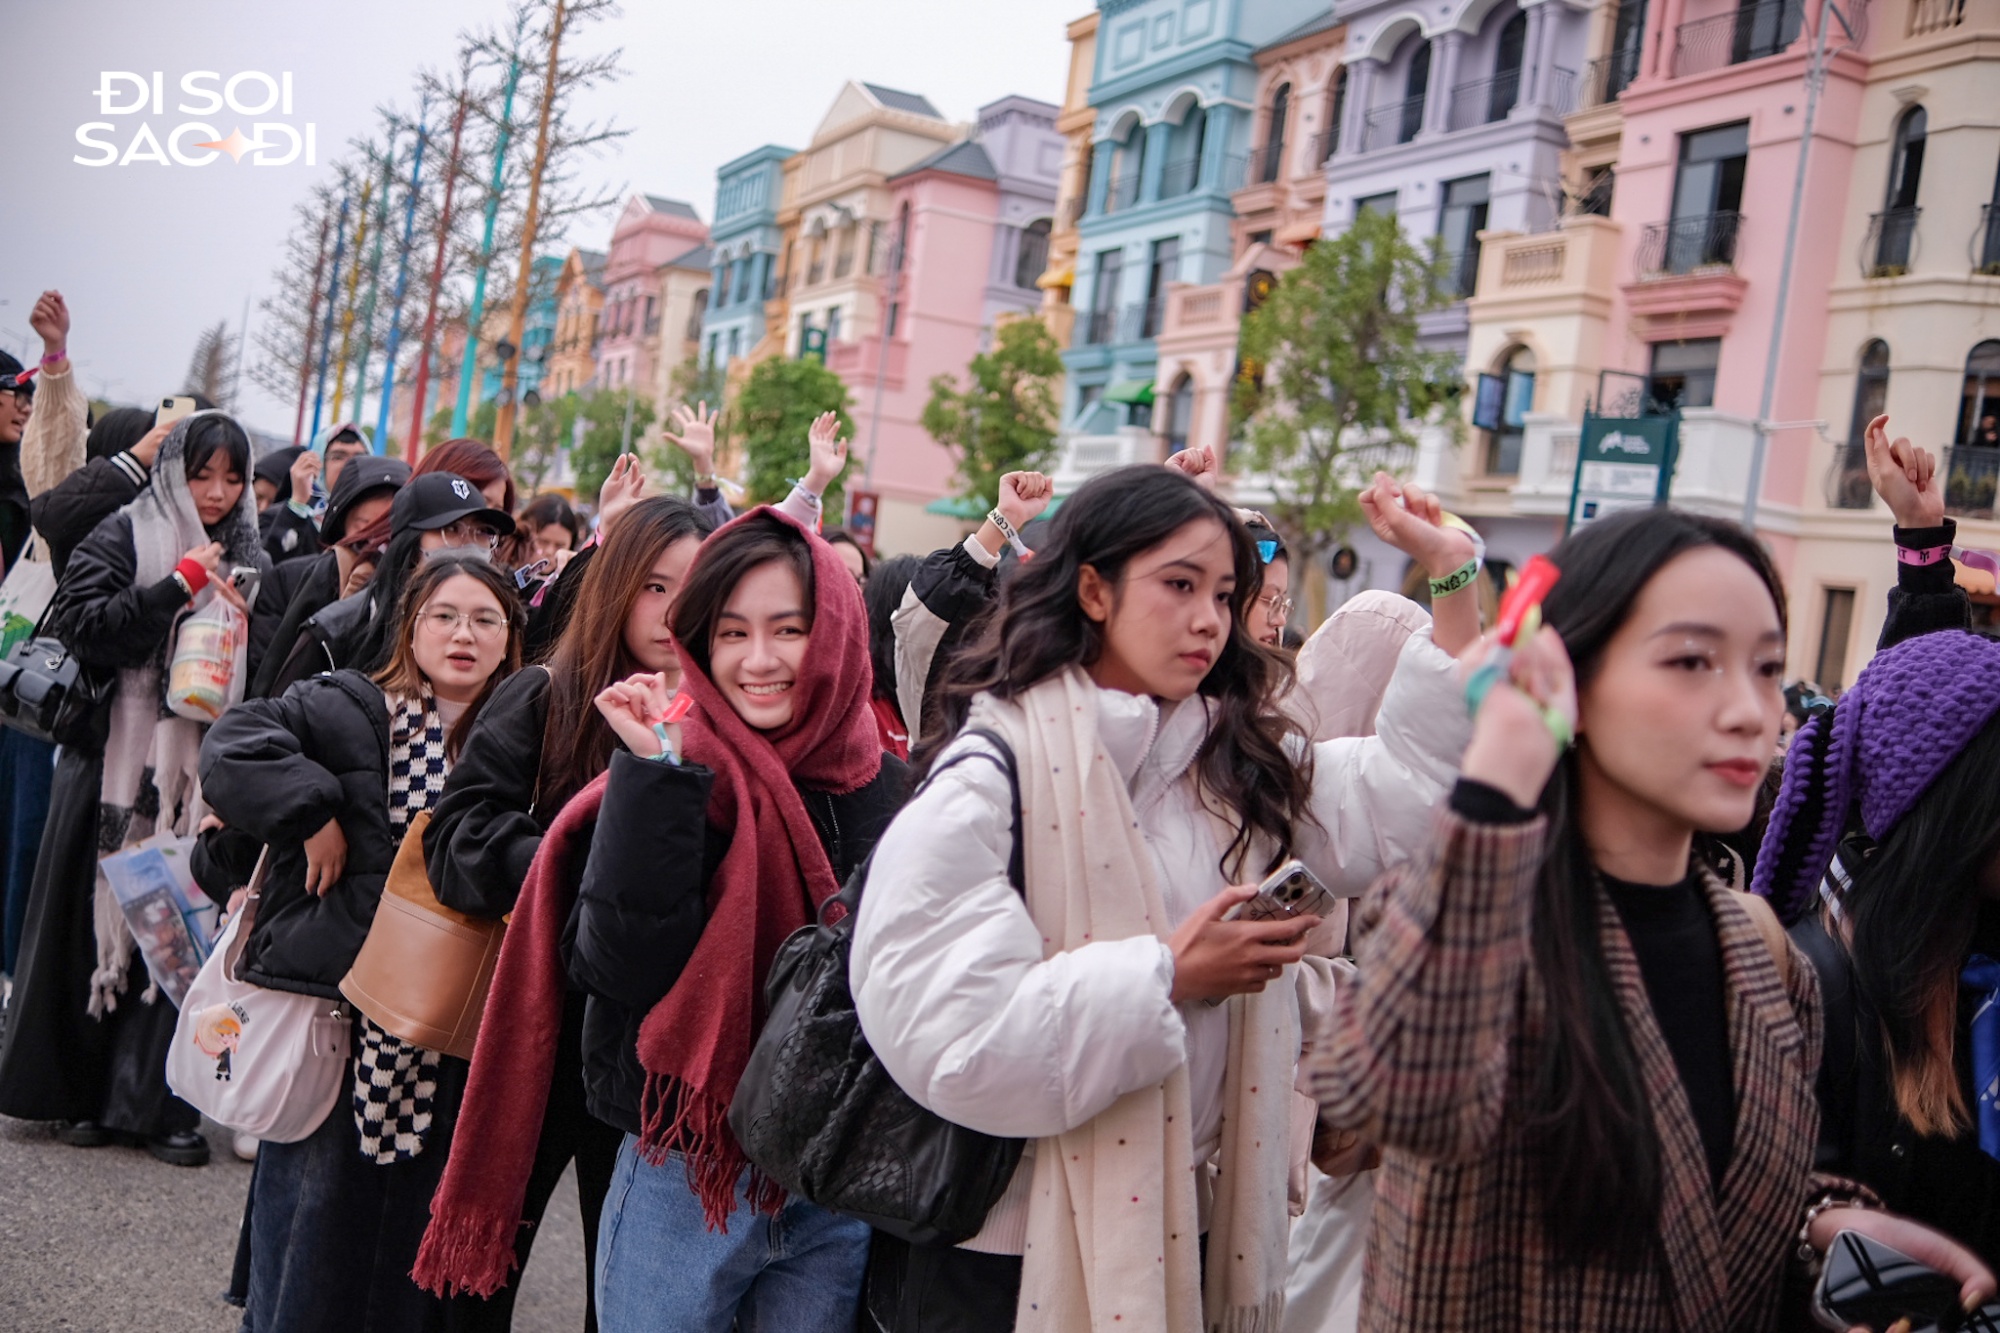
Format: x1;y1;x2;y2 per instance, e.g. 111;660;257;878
546;247;606;399
1038;11;1102;347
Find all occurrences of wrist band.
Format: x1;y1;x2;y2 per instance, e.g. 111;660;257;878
1896;542;1950;566
650;721;680;765
987;508;1032;560
694;472;717;489
170;567;199;599
1429;557;1481;600
791;482;823;508
287;499;314;519
40;348;66;368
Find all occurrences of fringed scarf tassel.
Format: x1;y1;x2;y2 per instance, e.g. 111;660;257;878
638;1069;784;1231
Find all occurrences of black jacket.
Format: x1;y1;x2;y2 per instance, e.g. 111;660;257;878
46;510;279;695
565;749;907;1133
259;501;323;565
1878;520;1970;650
256;588;374;700
198;669;405;999
28;451;148;579
251;551;346;698
424;666;551;918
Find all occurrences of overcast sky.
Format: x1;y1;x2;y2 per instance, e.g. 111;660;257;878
0;0;1085;436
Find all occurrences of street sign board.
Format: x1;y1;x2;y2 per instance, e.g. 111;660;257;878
845;489;879;555
1568;412;1679;532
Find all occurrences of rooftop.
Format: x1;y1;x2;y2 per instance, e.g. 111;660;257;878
1259;10;1341;52
893;139;999;183
642;195;703;221
863;83;943;118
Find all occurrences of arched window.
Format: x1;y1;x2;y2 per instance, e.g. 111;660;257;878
1401;43;1431;144
1166;374;1196;453
1163;104;1207;197
1491;11;1528;121
1962;340;2000;446
1833;340;1890;508
1260;83;1291;183
1111;122;1146;211
892;202;911;274
1323;67;1348;161
1874;105;1927;273
1015;218;1053;290
1484;345;1535;475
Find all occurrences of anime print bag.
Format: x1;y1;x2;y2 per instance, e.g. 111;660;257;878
166;854;351;1143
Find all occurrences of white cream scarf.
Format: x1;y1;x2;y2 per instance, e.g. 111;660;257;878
970;668;1296;1333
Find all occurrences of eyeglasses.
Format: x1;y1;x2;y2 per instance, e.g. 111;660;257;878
1256;590;1294;622
435;519;499;550
417;608;510;639
0;383;32;404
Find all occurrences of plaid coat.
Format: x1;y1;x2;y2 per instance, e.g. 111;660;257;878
1311;810;1831;1333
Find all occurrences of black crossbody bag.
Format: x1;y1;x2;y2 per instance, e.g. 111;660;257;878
0;600;113;749
729;727;1026;1247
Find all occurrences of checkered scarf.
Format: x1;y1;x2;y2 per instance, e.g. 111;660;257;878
354;692;451;1164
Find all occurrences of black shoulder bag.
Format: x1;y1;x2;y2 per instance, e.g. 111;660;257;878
729;727;1026;1247
0;600;113;749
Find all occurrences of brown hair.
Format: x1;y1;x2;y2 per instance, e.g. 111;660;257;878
537;498;716;813
668;516;818;683
371;556;524;759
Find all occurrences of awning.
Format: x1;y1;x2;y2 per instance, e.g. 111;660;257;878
923;496;989;520
1103;379;1155;406
1036;265;1074;291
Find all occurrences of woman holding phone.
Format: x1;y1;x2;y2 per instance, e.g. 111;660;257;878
846;462;1478;1332
0;411;273;1168
1309;505;1993;1330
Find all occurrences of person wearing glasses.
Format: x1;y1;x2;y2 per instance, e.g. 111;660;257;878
198;555;526;1329
1242;519;1293;650
0;348;37;573
254;472;516;698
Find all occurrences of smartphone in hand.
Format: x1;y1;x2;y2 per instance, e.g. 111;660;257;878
1814;1230;1999;1332
1223;859;1335;928
156;395;199;428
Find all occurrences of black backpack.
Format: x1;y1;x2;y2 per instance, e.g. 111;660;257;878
728;728;1026;1247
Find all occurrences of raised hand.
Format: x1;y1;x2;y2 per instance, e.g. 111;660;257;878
1864;413;1943;529
1165;445;1218;490
997;471;1054;531
288;448;321;505
805;412;849;495
129;421;171;468
29;290;70;357
597;453;647;535
1359;472;1476;579
594;671;680;757
662;401;719;477
1458;624;1577;811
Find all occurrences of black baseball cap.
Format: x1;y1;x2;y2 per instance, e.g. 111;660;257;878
253;445;306;490
390;471;516;538
323;455;411;542
0;349;32;395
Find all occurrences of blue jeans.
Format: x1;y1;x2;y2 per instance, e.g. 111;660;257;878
595;1134;872;1333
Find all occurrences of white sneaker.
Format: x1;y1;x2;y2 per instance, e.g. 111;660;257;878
233;1132;259;1162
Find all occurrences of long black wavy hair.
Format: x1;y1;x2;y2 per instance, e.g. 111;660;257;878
927;465;1311;878
1529;506;1786;1267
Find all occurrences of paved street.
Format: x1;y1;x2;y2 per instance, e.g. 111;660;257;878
0;1116;588;1332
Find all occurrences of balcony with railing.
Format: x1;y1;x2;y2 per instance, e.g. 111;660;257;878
1250;139;1286;185
1440;246;1483;300
1129;297;1166;342
1309;127;1339;166
1977;204;2000;275
1865;206;1920;277
1158;156;1204;200
1637;211;1744;277
1362;96;1427;152
1081;306;1118;346
1944;447;2000;519
1106;170;1142;214
1447;69;1522;132
1578;46;1643;108
1672;0;1806;77
1908;0;1965;35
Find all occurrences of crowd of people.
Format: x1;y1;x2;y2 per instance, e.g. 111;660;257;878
2;284;2000;1333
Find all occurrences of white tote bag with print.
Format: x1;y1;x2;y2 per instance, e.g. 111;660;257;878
166;856;351;1143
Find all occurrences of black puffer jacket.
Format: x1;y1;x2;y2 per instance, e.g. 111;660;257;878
198;669;403;999
424;665;551;918
47;510;279;704
564;749;907;1133
29;451;149;578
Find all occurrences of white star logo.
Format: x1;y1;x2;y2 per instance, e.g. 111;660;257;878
193;127;258;163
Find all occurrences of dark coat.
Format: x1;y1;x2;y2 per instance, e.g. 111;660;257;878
564;749;907;1133
251;552;350;699
255;589;374;701
259;501;323;564
28;451;148;579
423;665;551;918
198;669;402;999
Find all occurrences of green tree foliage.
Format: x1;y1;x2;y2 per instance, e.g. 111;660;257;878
737;357;853;513
568;389;656;500
921;317;1064;508
1233;208;1462;560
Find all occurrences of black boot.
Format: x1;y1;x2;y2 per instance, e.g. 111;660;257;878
59;1120;112;1147
147;1130;210;1167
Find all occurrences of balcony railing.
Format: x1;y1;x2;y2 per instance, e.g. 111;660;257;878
1673;0;1805;76
1081;307;1117;346
1636;211;1744;276
1309;126;1340;165
1059;193;1087;229
1978;204;2000;275
1130;297;1166;341
1943;446;2000;519
1106;170;1142;213
1363;96;1427;152
1447;68;1522;132
1500;236;1568;286
1158;156;1204;199
1579;47;1643;107
1251;139;1286;185
1909;0;1965;35
1440;246;1483;300
1866;206;1921;277
1825;443;1875;509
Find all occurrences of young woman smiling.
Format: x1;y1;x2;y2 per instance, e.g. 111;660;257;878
847;463;1478;1332
1309;506;1994;1331
198;556;525;1332
414;496;715;1331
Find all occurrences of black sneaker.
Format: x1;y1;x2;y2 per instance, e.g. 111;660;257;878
147;1130;211;1167
59;1120;112;1147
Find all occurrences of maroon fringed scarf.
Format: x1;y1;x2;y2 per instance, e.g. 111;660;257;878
415;507;878;1296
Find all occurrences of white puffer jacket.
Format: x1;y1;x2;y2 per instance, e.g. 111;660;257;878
850;615;1472;1254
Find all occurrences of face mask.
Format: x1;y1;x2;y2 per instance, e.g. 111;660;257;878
422;544;494;565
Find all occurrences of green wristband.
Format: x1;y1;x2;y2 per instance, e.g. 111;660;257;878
1429;558;1481;600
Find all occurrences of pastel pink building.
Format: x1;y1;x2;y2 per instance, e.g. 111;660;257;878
594;194;709;395
828;96;1064;554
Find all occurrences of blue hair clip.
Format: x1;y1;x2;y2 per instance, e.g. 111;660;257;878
1256;539;1279;565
